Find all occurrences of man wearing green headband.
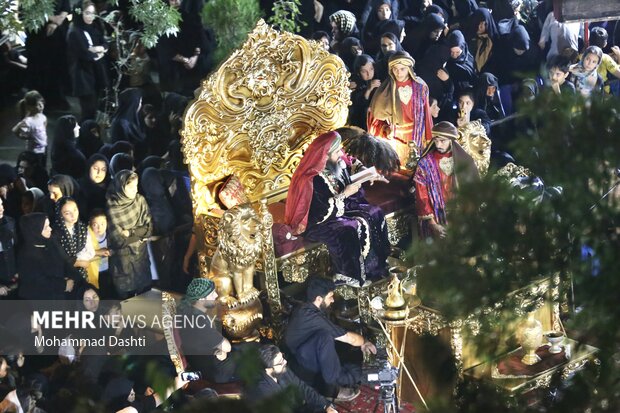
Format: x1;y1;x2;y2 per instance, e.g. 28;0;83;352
178;278;235;383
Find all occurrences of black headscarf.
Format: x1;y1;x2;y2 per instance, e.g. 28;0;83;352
424;5;448;21
362;0;395;55
376;19;405;40
376;32;404;60
339;37;364;71
79;154;110;215
53;115;79;151
110;153;134;176
110;88;145;144
99;140;135;162
23;187;46;214
418;44;453;109
475;72;499;92
0;164;16;187
447;30;470;63
140;167;176;235
404;12;445;59
474;72;505;120
73;282;100;311
375;33;404;80
434;0;478;25
19;213;48;246
469;8;499;73
77;120;103;159
424;11;446;31
446;30;477;95
469;8;499;40
162;92;190;117
48;174;80;199
103;377;134;411
511;25;530;51
51;115;87;179
16;151;49;190
54;196;88;279
136;156;165;178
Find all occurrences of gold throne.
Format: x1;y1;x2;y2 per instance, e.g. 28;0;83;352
182;20;415;319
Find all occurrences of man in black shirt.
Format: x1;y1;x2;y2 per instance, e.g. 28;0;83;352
245;344;338;413
178;278;234;383
284;277;376;401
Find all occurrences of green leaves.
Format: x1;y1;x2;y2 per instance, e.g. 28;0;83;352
127;0;181;49
9;0;55;33
410;91;620;410
13;0;180;48
269;0;306;34
0;0;21;34
201;0;262;65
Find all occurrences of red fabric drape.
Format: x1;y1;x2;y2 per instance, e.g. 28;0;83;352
284;131;340;235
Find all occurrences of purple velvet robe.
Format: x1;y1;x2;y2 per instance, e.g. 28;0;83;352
303;166;390;283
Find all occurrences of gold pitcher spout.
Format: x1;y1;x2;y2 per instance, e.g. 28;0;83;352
385;274;406;309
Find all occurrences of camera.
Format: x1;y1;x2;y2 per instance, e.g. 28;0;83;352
180;371;202;381
367;361;398;385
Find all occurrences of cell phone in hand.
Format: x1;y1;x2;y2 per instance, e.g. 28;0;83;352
180;371;202;381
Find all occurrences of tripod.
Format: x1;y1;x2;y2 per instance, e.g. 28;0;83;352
373;382;399;413
367;299;430;411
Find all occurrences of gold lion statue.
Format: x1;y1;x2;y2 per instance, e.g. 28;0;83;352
208;204;264;340
457;120;492;176
209;204;263;305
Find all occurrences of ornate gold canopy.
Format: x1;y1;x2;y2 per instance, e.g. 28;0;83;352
181;20;351;215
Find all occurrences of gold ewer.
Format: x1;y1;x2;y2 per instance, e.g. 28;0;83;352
384;270;409;320
401;266;420;308
518;312;543;365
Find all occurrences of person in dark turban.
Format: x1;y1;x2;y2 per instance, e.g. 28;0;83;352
412;121;479;239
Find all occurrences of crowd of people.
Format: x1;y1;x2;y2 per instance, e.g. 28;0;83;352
1;0;620;411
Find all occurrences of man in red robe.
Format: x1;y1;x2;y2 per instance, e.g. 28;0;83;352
368;51;433;166
413;122;479;239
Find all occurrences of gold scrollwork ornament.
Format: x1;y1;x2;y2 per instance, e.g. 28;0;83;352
457;119;491;176
182;20;351;213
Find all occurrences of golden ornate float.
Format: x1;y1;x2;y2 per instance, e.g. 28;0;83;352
181;20;353;320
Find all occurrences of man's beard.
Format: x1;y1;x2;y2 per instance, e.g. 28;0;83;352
319;301;331;312
273;366;287;379
325;158;344;179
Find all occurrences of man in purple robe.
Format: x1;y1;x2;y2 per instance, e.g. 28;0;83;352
284;131;390;287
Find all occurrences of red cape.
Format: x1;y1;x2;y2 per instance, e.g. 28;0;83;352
284;131;340;235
